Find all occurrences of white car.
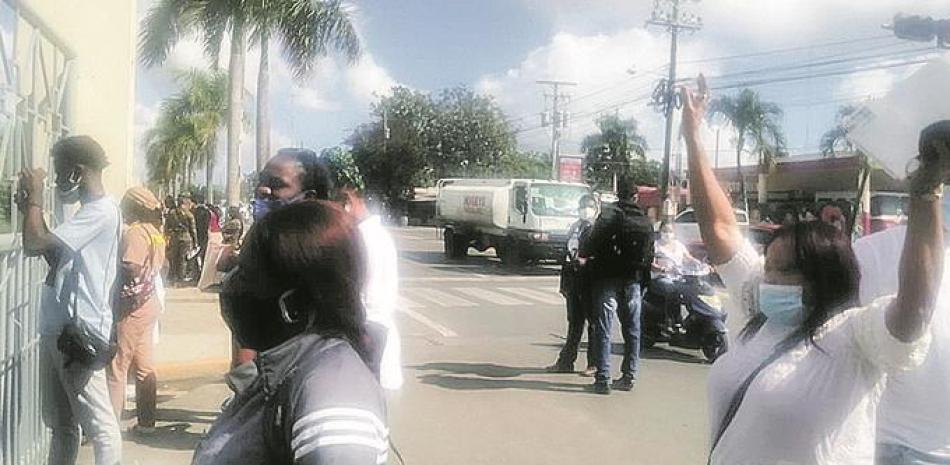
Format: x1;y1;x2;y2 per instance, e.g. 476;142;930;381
673;208;749;246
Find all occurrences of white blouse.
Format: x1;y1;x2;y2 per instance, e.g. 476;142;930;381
708;240;932;465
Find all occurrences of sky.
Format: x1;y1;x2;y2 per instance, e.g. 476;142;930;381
134;0;950;185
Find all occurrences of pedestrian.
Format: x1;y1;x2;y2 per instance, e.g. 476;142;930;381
547;194;598;375
164;193;197;286
229;147;336;373
340;187;404;390
108;186;166;434
192;193;212;274
681;75;942;465
853;121;950;465
18;135;123;465
580;176;655;394
197;200;388;465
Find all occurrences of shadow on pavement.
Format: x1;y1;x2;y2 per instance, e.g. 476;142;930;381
532;341;707;365
126;422;205;451
399;251;560;276
410;362;548;378
417;373;590;393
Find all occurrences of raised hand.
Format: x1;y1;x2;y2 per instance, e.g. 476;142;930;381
681;74;709;136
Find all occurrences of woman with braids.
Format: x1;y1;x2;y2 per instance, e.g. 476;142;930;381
193;200;388;465
682;75;946;465
108;186;167;433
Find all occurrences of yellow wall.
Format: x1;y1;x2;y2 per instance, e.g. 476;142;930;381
17;0;136;198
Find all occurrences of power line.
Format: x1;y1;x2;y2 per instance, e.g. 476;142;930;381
679;34;895;65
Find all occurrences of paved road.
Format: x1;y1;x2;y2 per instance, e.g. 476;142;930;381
390;227;710;465
78;226;712;465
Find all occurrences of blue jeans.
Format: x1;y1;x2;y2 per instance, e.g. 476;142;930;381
592;278;642;382
877;444;950;465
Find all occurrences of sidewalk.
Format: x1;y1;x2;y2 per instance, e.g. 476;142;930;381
78;287;234;465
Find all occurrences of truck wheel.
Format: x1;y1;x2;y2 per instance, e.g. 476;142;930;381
499;240;524;267
444;229;468;259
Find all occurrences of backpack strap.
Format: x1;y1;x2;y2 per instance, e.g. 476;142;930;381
708;329;805;463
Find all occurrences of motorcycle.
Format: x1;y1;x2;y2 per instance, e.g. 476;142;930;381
641;262;729;363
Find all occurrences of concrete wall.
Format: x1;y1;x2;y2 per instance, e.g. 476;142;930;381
17;0;137;197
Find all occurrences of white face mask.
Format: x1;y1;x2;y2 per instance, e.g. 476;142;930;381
758;284;805;327
579;207;596;220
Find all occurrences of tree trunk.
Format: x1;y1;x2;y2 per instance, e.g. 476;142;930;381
757;171;768;206
206;148;214;204
256;30;270;173
735;142;747;210
226;16;246;207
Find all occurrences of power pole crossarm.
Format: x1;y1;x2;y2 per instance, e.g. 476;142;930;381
537;80;577;181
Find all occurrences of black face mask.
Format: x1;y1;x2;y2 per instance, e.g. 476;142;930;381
219;270;309;352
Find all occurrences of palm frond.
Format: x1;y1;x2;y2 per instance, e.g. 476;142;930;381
139;0;198;67
275;0;362;79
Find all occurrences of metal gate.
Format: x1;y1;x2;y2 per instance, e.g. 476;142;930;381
0;1;74;463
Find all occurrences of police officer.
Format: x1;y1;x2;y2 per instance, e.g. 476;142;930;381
547;194;598;375
165;193;198;286
581;177;655;394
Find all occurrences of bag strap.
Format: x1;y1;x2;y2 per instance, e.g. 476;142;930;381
708;329;805;463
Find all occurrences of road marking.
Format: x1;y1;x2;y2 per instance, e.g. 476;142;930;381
404;288;477;307
396;307;458;338
455;288;522;306
397;296;423;308
499;287;562;305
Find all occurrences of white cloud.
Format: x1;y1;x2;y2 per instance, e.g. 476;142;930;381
345;54;398;104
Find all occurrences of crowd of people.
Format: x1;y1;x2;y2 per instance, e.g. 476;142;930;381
15;74;950;465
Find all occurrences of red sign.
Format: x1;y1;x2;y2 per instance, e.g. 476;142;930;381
559;156;583;183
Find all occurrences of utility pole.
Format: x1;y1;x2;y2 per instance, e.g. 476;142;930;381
538;80;576;181
647;0;701;218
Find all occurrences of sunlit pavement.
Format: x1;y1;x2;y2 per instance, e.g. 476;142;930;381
79;226;711;465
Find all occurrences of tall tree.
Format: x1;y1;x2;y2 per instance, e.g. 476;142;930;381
581;114;648;191
249;0;361;171
140;0;247;206
820;104;861;157
321;146;365;190
431;87;517;178
144;70;228;196
708;89;786;209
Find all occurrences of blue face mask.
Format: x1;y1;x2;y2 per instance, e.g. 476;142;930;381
252;197;291;222
758;284;805;327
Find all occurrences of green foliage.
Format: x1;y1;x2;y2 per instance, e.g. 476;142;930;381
321;146;365;190
348;85;520;207
581;114;649;191
820;104;860;157
145;70;227;194
498;151;551;179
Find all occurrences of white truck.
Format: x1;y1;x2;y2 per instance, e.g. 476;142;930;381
435;178;592;265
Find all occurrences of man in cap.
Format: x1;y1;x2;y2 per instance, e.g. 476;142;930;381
164;193;197;286
18;135;123;465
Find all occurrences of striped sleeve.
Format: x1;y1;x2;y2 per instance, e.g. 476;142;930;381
292;407;389;464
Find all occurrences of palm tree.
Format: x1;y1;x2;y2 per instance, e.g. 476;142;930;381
820;104;860;157
249;0;361;171
708;89;786;210
581;114;648;191
145;70;228;197
140;0;246;206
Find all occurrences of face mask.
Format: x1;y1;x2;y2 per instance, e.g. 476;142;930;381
220;277;309;351
758;283;805;327
579;207;596;220
57;170;82;204
253;190;316;222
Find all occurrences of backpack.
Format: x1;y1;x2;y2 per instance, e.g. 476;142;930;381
603;205;655;275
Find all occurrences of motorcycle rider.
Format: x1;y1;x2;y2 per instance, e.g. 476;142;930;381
651;222;705;331
547;194;598;375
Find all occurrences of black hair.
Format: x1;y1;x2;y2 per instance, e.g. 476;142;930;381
239;200;367;354
741;221;861;344
120;198;163;227
920;120;950;162
277;147;334;200
616;175;638;201
51;135;109;171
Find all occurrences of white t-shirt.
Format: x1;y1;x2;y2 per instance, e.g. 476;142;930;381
40;196;121;341
854;226;950;458
708;239;931;465
358;215;403;390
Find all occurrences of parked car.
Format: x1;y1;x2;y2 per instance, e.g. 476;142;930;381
673;208;749;248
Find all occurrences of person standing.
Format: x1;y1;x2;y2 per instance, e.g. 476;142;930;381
547;194;598;375
108;186;166;434
682;75;942;465
340;188;404;390
165;193;197;286
580;177;655;394
851;122;950;465
18;136;122;465
192;193;212;275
